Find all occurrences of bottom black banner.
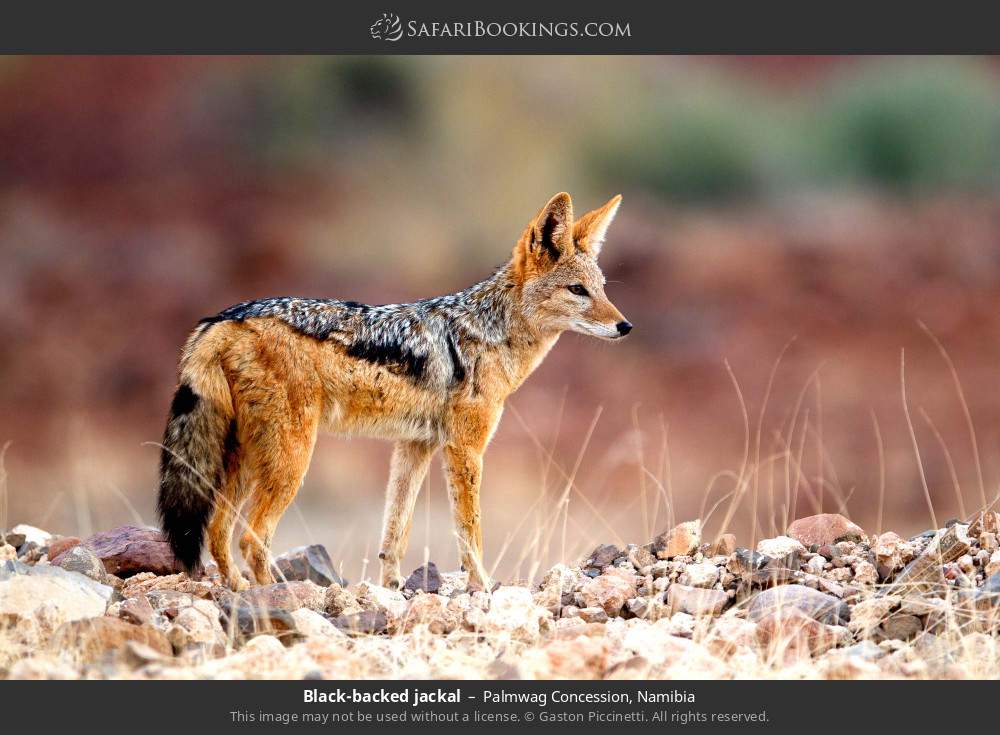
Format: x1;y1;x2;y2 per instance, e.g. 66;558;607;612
1;680;994;731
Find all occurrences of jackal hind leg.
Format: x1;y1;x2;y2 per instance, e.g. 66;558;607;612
379;440;437;589
442;443;489;592
238;407;319;587
207;437;252;591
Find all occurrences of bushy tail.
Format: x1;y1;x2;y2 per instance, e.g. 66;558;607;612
157;329;235;572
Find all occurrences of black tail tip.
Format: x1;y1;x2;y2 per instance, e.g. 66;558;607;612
157;486;208;573
163;525;204;572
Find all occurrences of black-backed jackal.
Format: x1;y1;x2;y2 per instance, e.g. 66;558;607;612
158;192;631;590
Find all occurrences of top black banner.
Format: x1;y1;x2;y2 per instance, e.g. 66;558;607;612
1;0;996;54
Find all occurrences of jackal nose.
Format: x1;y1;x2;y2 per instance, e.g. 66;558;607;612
616;320;633;336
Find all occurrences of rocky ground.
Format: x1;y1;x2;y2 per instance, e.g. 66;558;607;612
2;512;1000;680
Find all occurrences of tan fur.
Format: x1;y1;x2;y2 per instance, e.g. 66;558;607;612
169;192;629;590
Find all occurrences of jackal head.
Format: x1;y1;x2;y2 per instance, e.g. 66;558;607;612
512;192;631;340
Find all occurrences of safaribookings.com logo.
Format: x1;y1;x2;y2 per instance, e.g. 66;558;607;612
370;13;631;42
370;13;404;41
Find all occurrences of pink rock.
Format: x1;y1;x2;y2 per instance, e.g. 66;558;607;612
747;585;849;625
580;569;636;617
399;593;457;634
47;536;81;563
787;514;865;547
48;617;172;663
578;606;609;624
118;594;155;626
241;581;326;612
666;583;728;617
83;525;185;577
652;520;701;560
879;613;922;641
755;608;843;662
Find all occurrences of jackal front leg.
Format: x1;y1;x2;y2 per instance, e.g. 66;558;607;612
379;440;437;589
442;443;489;592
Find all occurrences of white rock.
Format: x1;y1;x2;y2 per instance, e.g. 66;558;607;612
828;567;852;583
446;592;472;613
649;561;671;578
985;550;1000;578
462;605;486;630
470;590;491;610
756;536;807;558
488;585;534;611
534;563;577;612
706;615;758;651
849;596;899;637
290;608;342;638
353;582;408;625
852;560;878;585
485;585;551;642
662;612;696;637
560;604;581;619
7;524;51;548
679;562;719;589
0;572;110;628
622;620;675;662
173;599;226;646
661;629;727;677
436;571;469;597
6;656;79;680
875;531;904;569
806;556;826;575
241;634;286;656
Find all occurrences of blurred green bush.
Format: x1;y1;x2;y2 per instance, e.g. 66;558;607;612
586;58;1000;202
814;60;1000;192
589;96;766;203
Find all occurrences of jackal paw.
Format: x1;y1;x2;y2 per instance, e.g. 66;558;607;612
466;575;495;594
382;573;406;590
227;574;251;592
379;556;405;589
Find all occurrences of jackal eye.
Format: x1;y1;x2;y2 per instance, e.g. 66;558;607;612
567;284;589;297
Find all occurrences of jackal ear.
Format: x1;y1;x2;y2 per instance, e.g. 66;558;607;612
573;194;622;259
531;191;575;261
513;192;575;280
